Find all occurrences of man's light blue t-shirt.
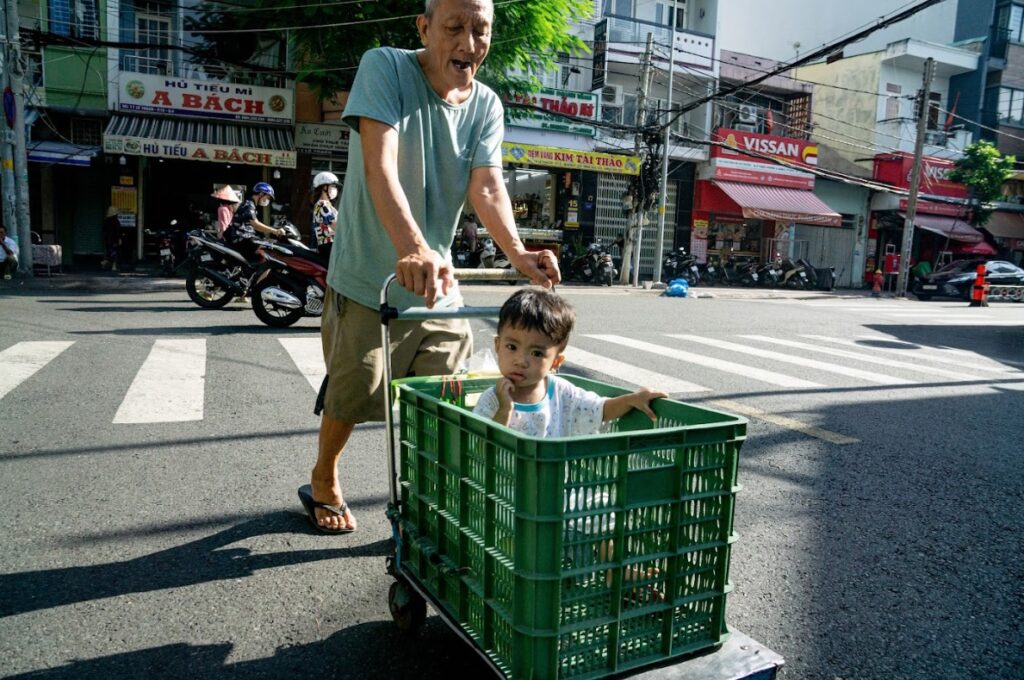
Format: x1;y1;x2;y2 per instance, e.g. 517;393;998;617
328;47;505;310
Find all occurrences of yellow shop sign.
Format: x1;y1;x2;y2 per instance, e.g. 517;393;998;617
501;143;640;175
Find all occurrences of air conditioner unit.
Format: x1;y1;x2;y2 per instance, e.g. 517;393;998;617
601;84;623;106
737;104;759;124
924;130;948;146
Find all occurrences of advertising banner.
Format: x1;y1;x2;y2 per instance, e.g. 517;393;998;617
872;152;968;198
501;142;639;175
710;127;817;189
507;87;598;137
104;135;296;168
295;122;349;154
117;73;293;124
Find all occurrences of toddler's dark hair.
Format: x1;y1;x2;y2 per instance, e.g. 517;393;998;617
497;287;575;347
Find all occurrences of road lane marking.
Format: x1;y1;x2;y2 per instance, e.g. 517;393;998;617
0;341;74;401
113;339;206;423
563;347;710;394
739;335;981;381
279;338;325;392
709;399;860;445
586;335;822;388
668;334;916;385
803;335;1016;374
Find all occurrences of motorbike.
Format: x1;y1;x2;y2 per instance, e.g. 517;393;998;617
181;228;258;308
569;241;616;286
250;227;329;327
662;247;701;285
778;257;809;289
756;259;783;288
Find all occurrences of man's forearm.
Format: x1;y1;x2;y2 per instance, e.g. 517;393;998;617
469;171;527;260
365;162;429;257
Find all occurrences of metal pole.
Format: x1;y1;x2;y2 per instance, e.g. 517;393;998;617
0;1;17;242
653;0;676;285
5;0;31;274
897;57;935;298
620;32;654;286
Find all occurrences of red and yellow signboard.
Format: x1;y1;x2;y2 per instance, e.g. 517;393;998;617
709;128;819;190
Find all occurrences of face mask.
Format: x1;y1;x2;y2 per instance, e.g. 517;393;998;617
327;186;338;200
258;197;270;207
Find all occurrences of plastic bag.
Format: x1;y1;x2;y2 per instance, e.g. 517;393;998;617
663;278;689;298
460;347;500;377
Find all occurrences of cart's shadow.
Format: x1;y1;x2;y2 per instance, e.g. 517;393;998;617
6;619;490;679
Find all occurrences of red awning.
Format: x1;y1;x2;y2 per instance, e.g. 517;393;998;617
898;212;983;243
983;211;1024;240
951;240;997;255
712;181;842;227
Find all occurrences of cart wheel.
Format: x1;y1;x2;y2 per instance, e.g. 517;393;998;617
388;580;426;632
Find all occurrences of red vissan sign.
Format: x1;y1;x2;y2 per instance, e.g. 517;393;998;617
872;152;968;198
708;128;819;189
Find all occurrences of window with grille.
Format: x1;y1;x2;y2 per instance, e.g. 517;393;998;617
70;119;103;146
49;0;99;40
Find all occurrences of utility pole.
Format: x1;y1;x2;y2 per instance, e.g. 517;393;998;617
653;1;677;284
0;0;18;247
4;0;31;274
619;32;654;286
896;57;934;298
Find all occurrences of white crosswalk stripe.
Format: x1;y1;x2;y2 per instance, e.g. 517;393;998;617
562;346;710;394
586;334;822;388
668;334;916;385
803;334;1016;374
0;341;74;401
279;337;325;392
113;339;207;424
738;335;982;381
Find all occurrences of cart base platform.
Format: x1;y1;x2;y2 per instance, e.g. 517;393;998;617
625;629;783;679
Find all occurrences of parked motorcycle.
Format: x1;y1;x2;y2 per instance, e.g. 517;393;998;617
755;259;783;288
778;257;809;289
662;247;700;285
569;240;616;286
250;228;329;327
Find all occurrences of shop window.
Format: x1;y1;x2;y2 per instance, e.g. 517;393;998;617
49;0;98;40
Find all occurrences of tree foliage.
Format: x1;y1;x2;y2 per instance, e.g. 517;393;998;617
186;0;592;100
947;140;1016;225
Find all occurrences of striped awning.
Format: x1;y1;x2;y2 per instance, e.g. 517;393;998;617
898;212;983;243
713;181;842;227
28;141;99;167
103;114;296;168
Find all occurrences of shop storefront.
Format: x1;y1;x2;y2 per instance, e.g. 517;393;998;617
26;139;103;264
980;209;1024;265
867;153;978;279
693;128;841;265
498;141;640;256
102;73;296;261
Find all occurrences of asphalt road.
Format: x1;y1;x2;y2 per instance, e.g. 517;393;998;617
1;280;1022;679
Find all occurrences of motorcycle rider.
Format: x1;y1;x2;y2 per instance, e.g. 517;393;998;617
224;181;285;261
310;172;339;258
212;185;241;238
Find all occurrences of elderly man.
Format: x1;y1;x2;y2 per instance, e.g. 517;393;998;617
299;0;560;533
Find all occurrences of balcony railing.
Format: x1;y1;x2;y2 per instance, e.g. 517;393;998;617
604;15;714;72
119;52;288;89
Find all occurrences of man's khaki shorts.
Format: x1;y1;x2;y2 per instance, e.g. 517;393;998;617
320;287;472;423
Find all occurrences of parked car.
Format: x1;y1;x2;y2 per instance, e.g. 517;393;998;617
912;259;1024;300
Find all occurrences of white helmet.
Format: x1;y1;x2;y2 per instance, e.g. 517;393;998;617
313;171;339;190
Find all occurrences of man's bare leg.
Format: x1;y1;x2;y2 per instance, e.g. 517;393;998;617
310;413;358;531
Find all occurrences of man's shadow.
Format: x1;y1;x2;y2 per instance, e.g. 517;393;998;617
0;511;390;618
7;618;493;679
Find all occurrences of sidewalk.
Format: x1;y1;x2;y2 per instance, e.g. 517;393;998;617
0;266;181;294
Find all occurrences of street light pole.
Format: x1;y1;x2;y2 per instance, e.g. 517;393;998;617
3;0;31;274
619;32;654;286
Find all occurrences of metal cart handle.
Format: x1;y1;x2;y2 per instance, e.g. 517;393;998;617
379;268;528;506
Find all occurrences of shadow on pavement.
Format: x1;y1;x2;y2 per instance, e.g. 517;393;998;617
6;618;491;679
68;324;319;336
0;512;391;619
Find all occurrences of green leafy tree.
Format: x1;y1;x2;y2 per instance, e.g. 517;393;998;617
947;140;1016;226
186;0;592;100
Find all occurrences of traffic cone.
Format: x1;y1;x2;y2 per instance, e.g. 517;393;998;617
969;264;989;307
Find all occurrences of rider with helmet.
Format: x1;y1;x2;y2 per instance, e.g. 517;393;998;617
310;171;339;258
224;181;285;260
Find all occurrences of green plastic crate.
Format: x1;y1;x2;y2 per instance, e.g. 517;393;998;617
393;374;746;679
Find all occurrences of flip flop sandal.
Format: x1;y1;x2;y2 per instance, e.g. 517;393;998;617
298;484;356;534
